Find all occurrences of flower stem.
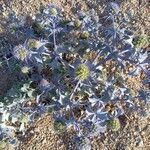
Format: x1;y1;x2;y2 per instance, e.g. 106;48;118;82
70;80;81;100
53;22;57;51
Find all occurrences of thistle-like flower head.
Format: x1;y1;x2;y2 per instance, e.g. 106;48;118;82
49;7;58;16
13;45;29;61
133;34;149;48
107;118;120;131
74;19;82;28
44;4;60;17
21;66;30;74
53;120;66;132
27;39;39;49
80;31;90;39
76;64;90;81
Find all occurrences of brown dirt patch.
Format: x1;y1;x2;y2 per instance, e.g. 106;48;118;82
17;114;77;150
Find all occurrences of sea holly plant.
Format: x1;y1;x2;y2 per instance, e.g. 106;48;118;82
0;3;149;147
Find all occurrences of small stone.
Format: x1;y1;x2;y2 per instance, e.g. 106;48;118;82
140;131;145;136
42;138;47;144
133;132;137;136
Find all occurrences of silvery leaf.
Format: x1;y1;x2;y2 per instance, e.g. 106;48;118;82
2;111;10;122
138;52;148;63
110;2;120;14
19;122;25;132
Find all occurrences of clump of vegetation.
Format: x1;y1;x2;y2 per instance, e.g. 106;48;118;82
13;45;29;61
0;2;149;147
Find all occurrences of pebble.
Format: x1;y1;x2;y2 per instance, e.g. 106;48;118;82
42;138;47;144
140;131;145;136
133;132;137;136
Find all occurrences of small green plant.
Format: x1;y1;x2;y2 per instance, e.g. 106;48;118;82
133;34;149;48
76;64;90;81
107;118;121;131
53;120;66;132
